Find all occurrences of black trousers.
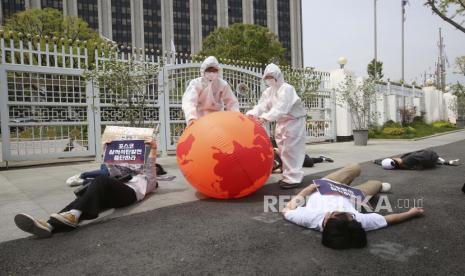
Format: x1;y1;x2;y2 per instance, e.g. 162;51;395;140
48;175;137;231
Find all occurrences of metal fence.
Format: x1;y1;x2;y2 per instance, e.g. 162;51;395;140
0;37;335;163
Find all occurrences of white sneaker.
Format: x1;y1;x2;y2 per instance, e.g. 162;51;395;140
381;182;391;192
449;159;461;166
66;174;84;187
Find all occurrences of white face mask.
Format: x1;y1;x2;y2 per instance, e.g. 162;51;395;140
204;72;219;81
265;78;277;87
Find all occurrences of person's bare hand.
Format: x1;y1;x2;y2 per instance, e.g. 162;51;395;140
258;118;267;125
102;139;112;145
144;138;157;151
408;207;424;217
188;120;196;127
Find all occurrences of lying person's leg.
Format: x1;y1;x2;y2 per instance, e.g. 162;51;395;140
353;180;391;196
436;157;461;166
323;164;361;185
66;164;110;187
50;175;137;229
80;164;110;179
15;175;137;237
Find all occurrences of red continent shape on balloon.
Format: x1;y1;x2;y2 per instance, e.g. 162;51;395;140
177;133;195;165
211;122;272;197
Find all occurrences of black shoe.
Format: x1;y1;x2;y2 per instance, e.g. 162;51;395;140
279;180;303;189
319;155;334;163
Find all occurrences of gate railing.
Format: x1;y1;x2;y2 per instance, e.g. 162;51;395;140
1;37;335;162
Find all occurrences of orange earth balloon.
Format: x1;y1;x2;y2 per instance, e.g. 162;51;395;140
176;111;273;199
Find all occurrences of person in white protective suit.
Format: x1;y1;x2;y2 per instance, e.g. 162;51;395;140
246;63;307;189
182;56;240;125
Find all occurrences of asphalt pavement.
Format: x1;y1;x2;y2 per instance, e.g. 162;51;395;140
0;139;464;275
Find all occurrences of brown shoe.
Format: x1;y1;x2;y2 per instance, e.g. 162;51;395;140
14;213;52;238
50;212;78;228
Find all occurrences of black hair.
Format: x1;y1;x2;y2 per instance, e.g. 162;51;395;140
392;159;401;169
322;218;367;249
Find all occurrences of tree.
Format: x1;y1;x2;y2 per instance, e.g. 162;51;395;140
2;8;103;44
367;59;384;80
336;76;378;130
456;56;465;75
199;23;286;65
83;55;160;127
425;0;465;34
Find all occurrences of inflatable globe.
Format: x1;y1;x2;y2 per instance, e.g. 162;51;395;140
176;111;273;199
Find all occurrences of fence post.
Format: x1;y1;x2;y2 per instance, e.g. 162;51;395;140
157;65;168;156
0;66;9;162
90;81;102;162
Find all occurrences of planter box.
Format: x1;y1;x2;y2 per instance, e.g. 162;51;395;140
353;129;368;146
456;119;465;128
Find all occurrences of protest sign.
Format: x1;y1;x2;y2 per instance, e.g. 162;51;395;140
314;178;366;201
104;140;146;164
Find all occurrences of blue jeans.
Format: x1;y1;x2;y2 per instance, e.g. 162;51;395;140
80;164;109;179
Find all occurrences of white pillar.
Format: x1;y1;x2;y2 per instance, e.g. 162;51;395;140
190;0;202;54
443;92;457;124
98;0;112;39
131;0;145;50
161;0;174;53
27;0;41;8
217;0;228;27
422;86;437;123
267;0;278;34
386;95;398;122
63;0;78;16
243;0;253;24
375;92;386;126
330;68;353;138
289;0;303;68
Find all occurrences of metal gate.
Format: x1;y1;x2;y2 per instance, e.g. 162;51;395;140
159;63;265;151
0;39;96;162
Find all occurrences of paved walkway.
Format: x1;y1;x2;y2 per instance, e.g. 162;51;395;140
0;130;464;242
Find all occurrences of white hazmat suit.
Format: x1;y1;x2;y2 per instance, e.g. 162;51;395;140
182;56;239;123
247;63;306;185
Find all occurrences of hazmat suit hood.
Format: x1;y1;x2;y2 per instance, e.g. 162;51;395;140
200;56;221;77
263;63;285;87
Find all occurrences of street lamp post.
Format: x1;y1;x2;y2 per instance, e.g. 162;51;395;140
374;0;378;78
338;57;348;69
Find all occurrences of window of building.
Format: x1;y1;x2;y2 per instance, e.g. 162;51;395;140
277;0;291;63
228;0;242;25
77;0;98;30
173;0;191;53
1;0;25;23
41;0;62;10
201;0;217;39
143;0;162;52
253;0;267;27
111;0;132;47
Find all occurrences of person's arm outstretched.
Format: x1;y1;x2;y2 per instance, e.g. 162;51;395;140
222;84;240;112
282;184;318;214
144;138;158;193
384;207;424;225
182;81;200;125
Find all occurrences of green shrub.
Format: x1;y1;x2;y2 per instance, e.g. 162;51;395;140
383;120;401;128
19;128;33;139
412;116;424;123
368;128;381;138
432;121;454;128
405;126;417;134
382;127;405;136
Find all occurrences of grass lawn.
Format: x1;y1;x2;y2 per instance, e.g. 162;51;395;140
369;120;459;139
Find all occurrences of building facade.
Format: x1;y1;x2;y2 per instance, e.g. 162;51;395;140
0;0;303;67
